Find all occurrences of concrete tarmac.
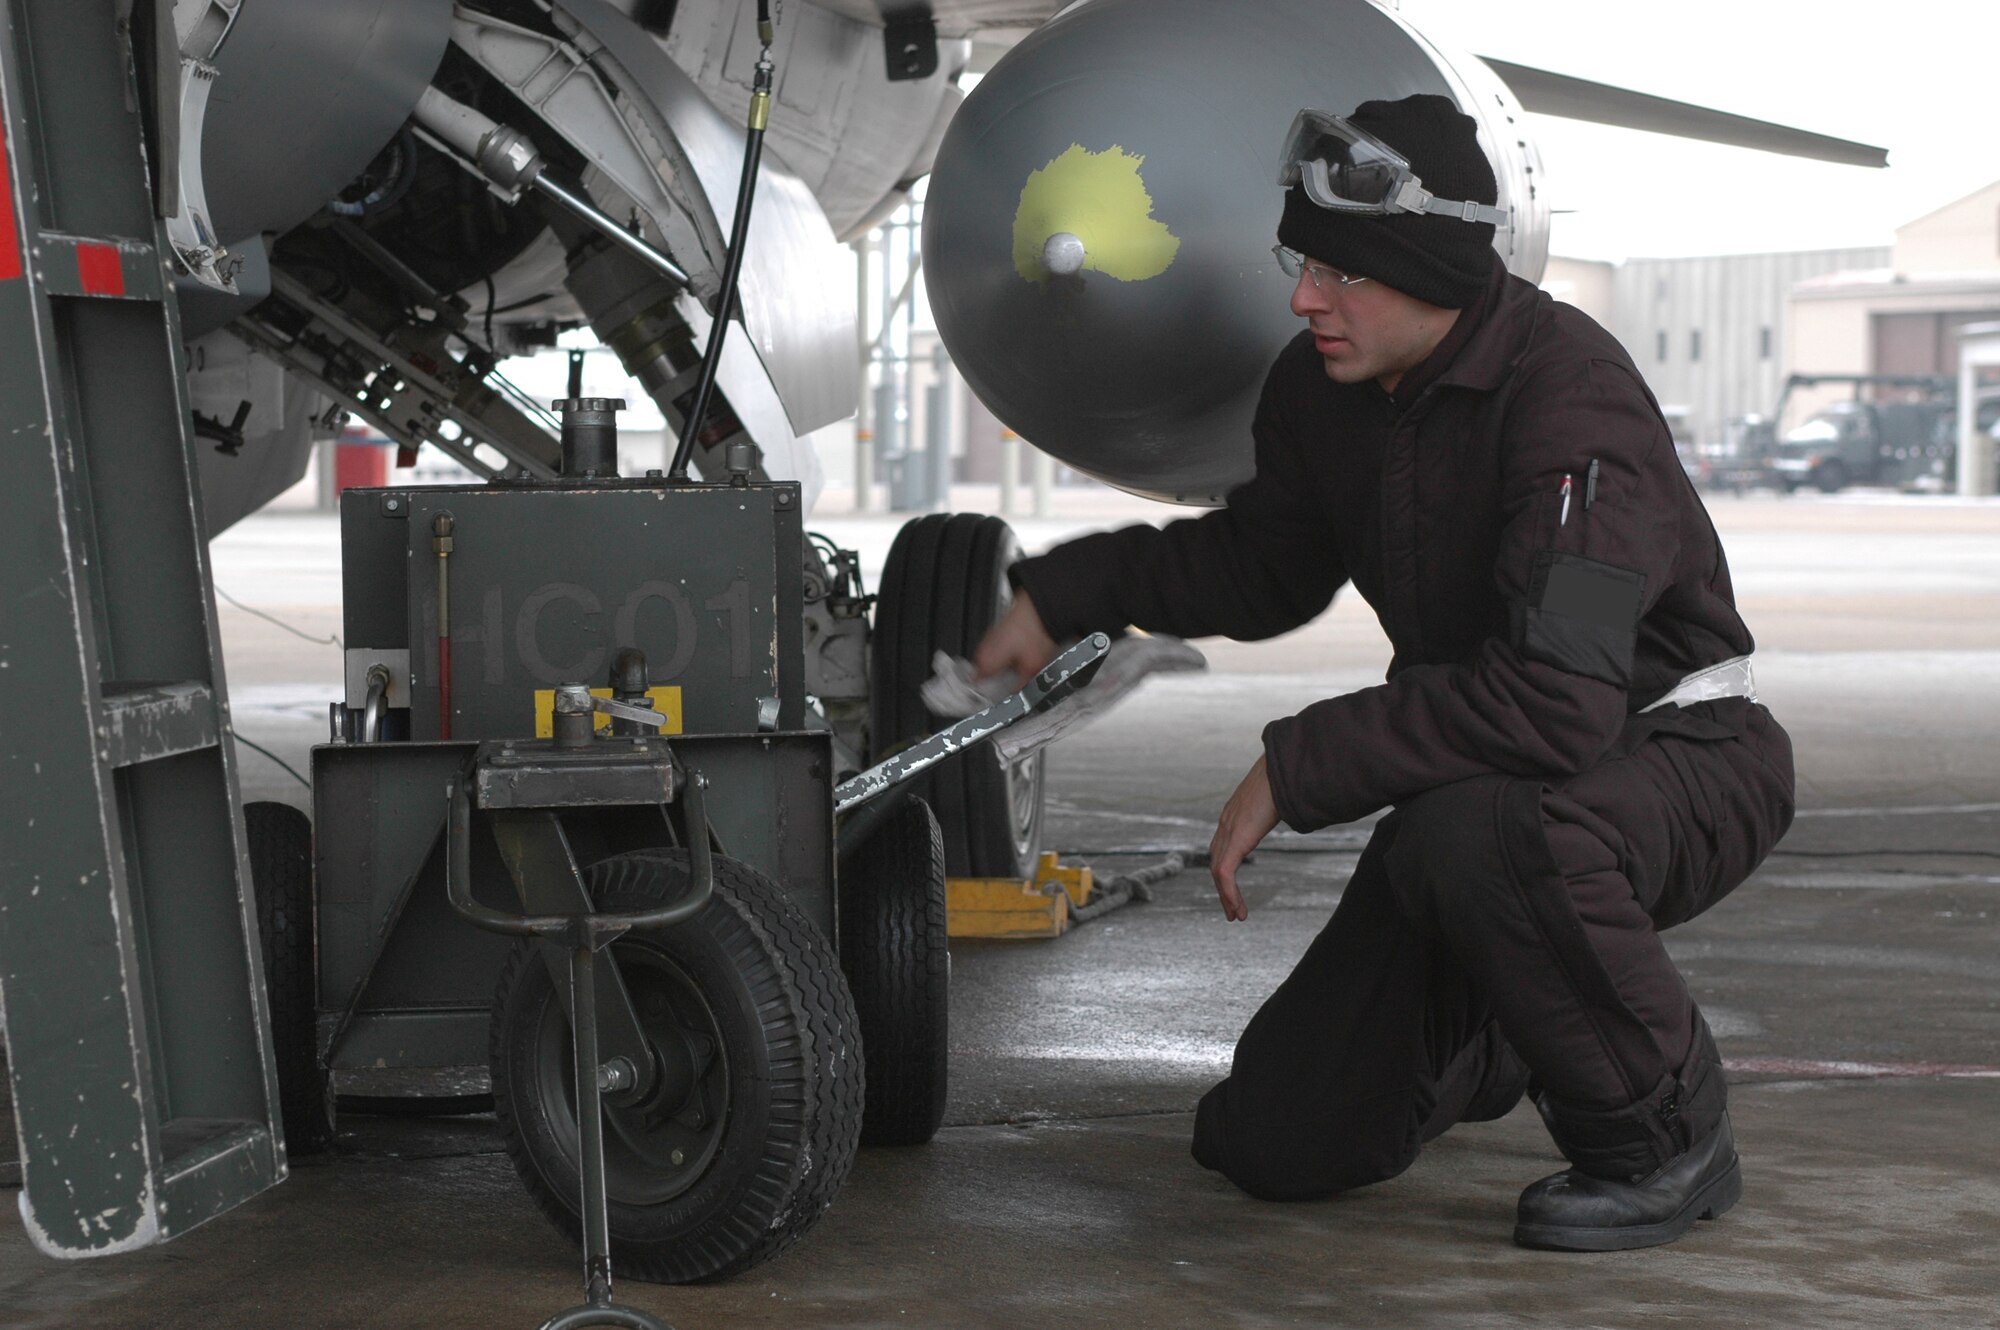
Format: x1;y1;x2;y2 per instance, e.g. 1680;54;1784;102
3;492;1997;1328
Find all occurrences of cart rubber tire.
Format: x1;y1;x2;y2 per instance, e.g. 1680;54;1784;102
839;795;949;1146
245;801;335;1156
871;512;1046;879
491;850;862;1284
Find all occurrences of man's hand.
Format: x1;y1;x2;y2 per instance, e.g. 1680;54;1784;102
974;590;1059;689
1209;755;1279;922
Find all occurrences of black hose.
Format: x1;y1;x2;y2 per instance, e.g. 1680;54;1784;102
668;41;775;481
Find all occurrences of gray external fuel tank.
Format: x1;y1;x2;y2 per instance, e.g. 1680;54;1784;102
922;0;1547;505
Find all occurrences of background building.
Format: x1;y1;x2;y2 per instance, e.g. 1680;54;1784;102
1609;247;1890;449
1561;181;2000;467
1787;182;2000;436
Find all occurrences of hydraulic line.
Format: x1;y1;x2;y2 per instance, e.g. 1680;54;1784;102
409;87;690;290
668;0;776;482
534;171;690;287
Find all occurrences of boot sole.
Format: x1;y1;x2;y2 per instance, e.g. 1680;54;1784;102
1512;1158;1742;1252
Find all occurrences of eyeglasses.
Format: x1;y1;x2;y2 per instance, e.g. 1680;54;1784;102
1272;245;1371;291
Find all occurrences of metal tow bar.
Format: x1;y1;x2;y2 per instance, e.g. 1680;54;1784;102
834;633;1110;816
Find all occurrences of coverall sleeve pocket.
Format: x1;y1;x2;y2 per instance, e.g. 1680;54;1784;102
1516;551;1646;688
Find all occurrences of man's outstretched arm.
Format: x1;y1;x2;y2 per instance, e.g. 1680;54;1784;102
1003;346;1351;654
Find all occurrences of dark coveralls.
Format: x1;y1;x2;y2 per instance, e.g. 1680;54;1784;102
1011;262;1797;1195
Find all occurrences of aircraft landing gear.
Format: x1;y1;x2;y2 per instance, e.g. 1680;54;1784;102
872;514;1047;880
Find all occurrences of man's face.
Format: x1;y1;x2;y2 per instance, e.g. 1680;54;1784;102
1288;257;1461;393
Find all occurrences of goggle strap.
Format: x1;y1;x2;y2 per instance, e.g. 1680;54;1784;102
1413;196;1510;228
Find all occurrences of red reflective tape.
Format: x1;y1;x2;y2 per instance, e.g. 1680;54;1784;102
0;126;21;281
76;242;124;296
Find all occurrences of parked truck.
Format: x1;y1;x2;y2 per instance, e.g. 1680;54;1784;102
1769;396;1957;492
1711;373;1956;493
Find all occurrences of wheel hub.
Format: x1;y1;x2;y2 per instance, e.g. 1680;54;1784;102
534;943;732;1205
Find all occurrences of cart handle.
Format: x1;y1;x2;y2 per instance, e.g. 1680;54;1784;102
443;770;715;943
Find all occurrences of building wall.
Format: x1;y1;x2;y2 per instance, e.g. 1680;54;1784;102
1894;180;2000;276
1787;287;1874;380
1787;276;2000;430
1609;247;1890;447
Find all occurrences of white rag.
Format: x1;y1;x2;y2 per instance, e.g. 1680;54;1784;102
919;635;1208;763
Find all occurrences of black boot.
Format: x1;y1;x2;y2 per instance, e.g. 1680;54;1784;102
1514;1113;1741;1251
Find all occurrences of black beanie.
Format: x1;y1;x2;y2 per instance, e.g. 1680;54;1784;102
1276;93;1499;309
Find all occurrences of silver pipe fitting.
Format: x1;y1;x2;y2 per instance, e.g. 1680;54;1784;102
411;86;691;288
360;664;392;743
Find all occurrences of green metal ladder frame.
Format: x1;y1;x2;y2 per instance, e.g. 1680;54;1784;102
0;0;285;1255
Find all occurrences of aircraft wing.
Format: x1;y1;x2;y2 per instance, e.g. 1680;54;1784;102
1478;56;1888;168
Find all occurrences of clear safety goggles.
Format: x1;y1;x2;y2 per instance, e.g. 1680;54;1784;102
1277;109;1509;228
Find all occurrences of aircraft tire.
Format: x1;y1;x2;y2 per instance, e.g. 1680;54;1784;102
245;801;336;1156
490;850;862;1284
839;794;949;1146
871;512;1046;879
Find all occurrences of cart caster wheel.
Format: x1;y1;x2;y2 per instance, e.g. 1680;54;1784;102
245;801;335;1155
840;795;949;1145
873;513;1046;879
492;850;862;1284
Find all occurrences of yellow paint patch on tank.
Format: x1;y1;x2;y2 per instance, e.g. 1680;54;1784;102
1012;144;1180;284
